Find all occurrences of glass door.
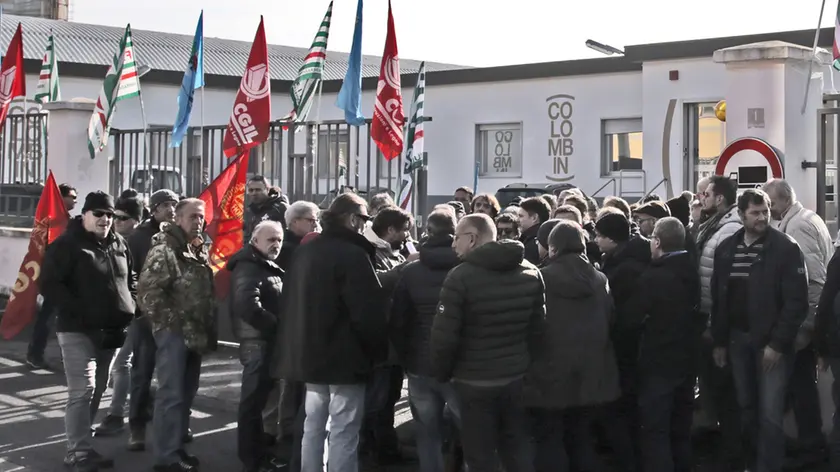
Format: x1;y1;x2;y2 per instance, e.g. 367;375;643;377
684;102;726;192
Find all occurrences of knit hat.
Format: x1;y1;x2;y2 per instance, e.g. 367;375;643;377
149;189;179;210
81;191;115;214
635;201;671;220
595;212;630;243
116;197;144;221
537;219;562;250
666;196;690;227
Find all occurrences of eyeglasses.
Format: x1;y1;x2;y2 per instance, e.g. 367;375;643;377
354;213;372;222
92;210;114;219
114;214;133;222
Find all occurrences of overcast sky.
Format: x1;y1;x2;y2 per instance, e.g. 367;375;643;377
69;0;835;67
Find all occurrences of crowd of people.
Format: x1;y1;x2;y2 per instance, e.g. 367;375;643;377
24;173;840;472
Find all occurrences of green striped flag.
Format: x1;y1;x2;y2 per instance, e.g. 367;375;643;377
398;62;426;210
87;24;141;159
282;1;333;124
34;31;60;103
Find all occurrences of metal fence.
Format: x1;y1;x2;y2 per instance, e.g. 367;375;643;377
0;107;49;227
109;119;422;211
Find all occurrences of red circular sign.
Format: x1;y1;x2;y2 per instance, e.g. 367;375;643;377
714;137;784;178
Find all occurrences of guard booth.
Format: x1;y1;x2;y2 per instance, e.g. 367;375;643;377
817;94;840;236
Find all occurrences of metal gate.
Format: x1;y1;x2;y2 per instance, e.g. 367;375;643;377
108;119;426;212
816;95;840;236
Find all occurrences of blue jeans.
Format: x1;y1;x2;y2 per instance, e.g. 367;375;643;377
56;332;115;454
107;325;134;417
152;329;202;466
407;374;462;472
301;383;365;472
728;330;794;472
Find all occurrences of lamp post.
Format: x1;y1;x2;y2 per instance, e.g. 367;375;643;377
585;39;625;56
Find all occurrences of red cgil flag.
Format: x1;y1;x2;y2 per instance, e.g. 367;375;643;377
371;1;404;161
199;153;249;299
222;16;271;159
0;23;26;129
1;172;68;339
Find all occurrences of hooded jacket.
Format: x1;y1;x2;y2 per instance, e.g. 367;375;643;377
390;235;460;377
227;244;284;341
625;251;703;377
40;217;136;333
430;240;546;383
524;252;620;409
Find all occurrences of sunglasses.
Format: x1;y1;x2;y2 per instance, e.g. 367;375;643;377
114;214;133;222
92;210;114;219
354;213;372;222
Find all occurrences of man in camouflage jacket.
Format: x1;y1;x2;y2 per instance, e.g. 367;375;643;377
137;198;215;472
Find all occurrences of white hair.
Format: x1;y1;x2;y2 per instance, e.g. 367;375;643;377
763;178;796;203
250;220;284;243
284;200;320;226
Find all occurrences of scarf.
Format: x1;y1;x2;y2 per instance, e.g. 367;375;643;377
696;204;735;251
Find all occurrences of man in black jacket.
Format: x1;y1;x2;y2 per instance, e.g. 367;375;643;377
229;221;285;472
391;209;461;472
274;193;386;472
40;191;136;472
125;188;178;451
816;249;840;469
244;176;289;240
711;189;808;472
431;213;545;472
517;196;551;265
626;217;702;472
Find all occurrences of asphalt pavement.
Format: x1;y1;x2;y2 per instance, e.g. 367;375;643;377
0;340;417;472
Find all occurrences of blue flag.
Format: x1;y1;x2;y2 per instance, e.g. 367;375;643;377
171;11;205;148
336;0;364;126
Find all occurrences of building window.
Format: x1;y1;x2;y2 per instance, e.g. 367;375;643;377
316;129;349;179
476;123;523;178
601;118;643;175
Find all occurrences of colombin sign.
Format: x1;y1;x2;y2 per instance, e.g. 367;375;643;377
714;137;784;189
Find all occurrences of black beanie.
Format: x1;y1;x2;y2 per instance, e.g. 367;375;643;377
537;219;562;250
81;191;115;214
635;201;671;220
116;197;144;221
595;212;630;243
666;196;691;227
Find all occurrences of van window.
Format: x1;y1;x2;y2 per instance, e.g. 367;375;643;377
131;169;182;195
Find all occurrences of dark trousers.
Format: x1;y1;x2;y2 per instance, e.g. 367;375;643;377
238;341;276;471
729;330;795;472
529;407;597;472
279;380;305;442
454;378;533;472
362;364;404;453
788;345;825;451
697;335;744;466
129;317;157;428
606;359;641;472
27;302;53;360
637;373;694;472
826;358;840;469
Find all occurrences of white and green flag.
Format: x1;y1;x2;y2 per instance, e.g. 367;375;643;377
398;62;426;210
87;24;141;159
34;31;60;103
282;1;333;125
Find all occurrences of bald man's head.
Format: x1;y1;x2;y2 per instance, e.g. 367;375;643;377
453;213;496;258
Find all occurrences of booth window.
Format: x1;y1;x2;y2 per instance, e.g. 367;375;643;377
475;123;523;178
601;118;643;175
316;128;349;179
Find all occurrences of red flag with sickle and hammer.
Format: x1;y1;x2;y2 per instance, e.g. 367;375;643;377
199;153;250;299
222;16;271;159
1;172;68;339
0;23;26;129
371;1;404;161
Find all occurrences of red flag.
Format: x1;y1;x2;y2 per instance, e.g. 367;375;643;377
222;17;271;158
0;24;26;128
0;172;68;339
199;153;249;299
371;1;404;161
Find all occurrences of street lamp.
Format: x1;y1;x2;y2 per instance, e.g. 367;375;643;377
585;39;625;56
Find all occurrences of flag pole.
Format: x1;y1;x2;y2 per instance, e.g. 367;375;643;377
200;77;205;187
313;79;325;190
802;0;828;114
139;90;151;186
